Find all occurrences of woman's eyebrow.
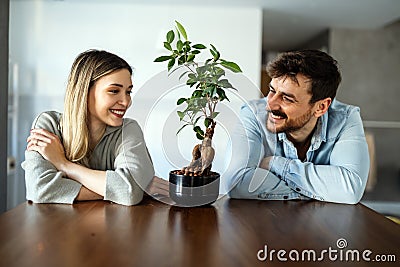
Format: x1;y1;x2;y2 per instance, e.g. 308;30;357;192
108;83;133;89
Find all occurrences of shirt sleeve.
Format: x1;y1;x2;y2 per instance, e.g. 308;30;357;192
268;108;370;204
21;112;82;204
227;104;298;200
103;120;154;206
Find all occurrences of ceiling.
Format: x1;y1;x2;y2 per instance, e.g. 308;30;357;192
15;0;400;51
260;0;400;51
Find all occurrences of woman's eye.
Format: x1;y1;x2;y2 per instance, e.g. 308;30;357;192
109;89;119;94
126;90;132;95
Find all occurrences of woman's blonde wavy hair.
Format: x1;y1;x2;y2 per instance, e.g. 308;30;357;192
61;49;132;166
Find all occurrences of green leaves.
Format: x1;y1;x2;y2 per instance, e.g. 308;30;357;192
168;58;175;71
166;30;175;43
204;117;213;128
177;98;187;105
221;60;242;73
175;20;188;40
154;55;172;62
192;44;206;49
154;20;243;141
177;40;183;52
164;42;172;51
210;44;220;61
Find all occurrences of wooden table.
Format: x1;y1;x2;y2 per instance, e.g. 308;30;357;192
0;196;399;267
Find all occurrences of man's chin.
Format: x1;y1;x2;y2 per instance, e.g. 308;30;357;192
266;121;283;133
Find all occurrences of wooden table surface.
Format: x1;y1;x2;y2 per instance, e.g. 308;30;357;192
0;196;399;267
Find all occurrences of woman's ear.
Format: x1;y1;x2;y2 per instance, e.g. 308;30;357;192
313;97;332;118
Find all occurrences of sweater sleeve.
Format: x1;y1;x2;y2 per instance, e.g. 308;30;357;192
103;120;154;206
21;112;81;204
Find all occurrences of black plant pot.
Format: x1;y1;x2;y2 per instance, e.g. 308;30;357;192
169;170;220;207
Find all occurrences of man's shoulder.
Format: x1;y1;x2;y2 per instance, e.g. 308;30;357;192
329;100;360;115
325;100;362;138
327;100;361;126
242;98;267;114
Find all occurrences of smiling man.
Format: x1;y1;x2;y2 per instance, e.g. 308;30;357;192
227;50;370;204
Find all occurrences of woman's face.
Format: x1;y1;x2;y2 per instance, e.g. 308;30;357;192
87;68;132;129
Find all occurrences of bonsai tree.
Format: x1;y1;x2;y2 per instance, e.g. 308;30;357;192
154;21;242;177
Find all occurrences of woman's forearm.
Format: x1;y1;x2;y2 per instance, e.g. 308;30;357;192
75;186;103;201
60;161;106;196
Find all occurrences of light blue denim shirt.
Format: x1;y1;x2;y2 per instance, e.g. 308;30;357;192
227;98;370;204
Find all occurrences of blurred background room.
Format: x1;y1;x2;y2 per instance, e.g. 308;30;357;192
2;0;400;217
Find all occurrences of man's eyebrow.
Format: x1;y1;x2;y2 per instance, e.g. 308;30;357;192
269;83;298;101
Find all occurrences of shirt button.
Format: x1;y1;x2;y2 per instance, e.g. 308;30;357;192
277;175;282;178
285;182;288;186
283;196;288;200
295;188;301;192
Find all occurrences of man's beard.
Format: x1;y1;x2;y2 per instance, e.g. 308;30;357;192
266;109;313;133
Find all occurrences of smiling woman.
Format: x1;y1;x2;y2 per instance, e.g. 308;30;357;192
21;50;169;206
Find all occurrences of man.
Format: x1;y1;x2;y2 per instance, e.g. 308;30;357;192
227;50;369;204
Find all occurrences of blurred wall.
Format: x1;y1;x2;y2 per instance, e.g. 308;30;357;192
0;0;9;213
331;20;400;169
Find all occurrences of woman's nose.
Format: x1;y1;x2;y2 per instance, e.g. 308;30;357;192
119;94;131;107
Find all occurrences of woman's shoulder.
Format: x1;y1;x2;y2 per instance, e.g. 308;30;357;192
31;111;62;134
122;118;142;130
104;118;144;139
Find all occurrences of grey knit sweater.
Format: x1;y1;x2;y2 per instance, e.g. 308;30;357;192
22;111;154;206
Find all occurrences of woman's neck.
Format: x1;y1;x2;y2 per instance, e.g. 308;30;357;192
89;122;106;150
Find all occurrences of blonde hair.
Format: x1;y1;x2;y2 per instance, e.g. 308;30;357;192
61;49;132;166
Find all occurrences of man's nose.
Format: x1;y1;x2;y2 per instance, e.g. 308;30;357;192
267;93;280;110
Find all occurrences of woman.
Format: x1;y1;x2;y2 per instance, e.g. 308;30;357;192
22;49;168;205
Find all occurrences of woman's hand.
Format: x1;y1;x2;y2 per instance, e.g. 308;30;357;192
146;176;169;197
27;128;68;170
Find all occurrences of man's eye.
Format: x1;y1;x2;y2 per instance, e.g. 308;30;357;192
283;97;294;103
268;89;275;94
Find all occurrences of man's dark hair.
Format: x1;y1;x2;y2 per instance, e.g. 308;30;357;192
266;50;341;103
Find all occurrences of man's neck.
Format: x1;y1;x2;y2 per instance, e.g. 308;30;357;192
286;118;318;160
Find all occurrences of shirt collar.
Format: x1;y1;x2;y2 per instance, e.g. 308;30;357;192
277;111;328;150
310;112;328;150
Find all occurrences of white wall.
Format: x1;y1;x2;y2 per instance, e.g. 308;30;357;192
10;1;261;95
9;0;262;203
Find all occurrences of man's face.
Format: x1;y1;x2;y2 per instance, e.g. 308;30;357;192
266;74;317;134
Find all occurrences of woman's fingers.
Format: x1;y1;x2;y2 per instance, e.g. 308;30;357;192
153;176;170;191
28;129;56;143
27;129;60;150
147;176;169;196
